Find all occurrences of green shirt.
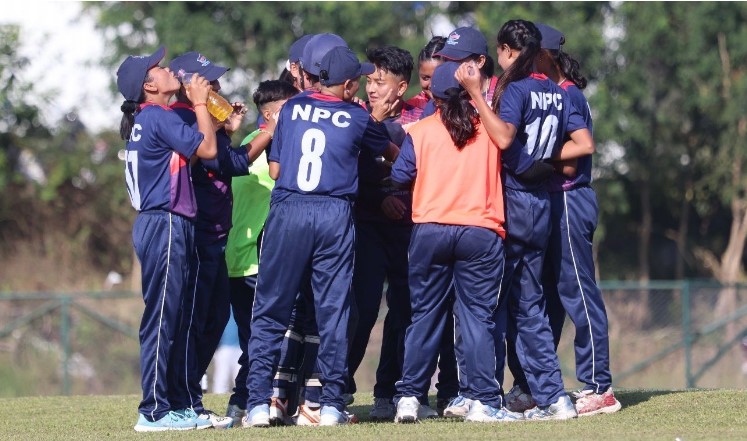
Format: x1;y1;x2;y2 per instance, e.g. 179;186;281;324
225;130;275;277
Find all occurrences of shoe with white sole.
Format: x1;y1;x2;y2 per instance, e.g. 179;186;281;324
225;404;246;428
394;396;420;423
295;404;321;426
198;409;233;429
369;397;395;421
319;406;353;426
524;395;578;421
269;397;291;426
574;388;622;417
443;395;473;418
465;400;524;423
134;411;196;432
243;404;271;427
174;408;212;430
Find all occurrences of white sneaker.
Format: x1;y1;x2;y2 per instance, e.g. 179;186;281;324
369;397;395;421
319;406;352;426
524;395;578;421
443;395;473;418
243;404;270;427
269;397;291;426
465;400;524;423
505;385;536;413
197;409;233;429
574;388;622;417
395;396;420;423
294;404;321;426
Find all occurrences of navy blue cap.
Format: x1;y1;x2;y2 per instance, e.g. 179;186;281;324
430;61;462;100
536;23;565;51
116;46;166;101
434;27;488;61
169;51;229;82
319;46;375;86
300;33;348;76
289;34;314;63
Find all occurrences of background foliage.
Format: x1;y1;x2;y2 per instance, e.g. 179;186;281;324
1;1;747;290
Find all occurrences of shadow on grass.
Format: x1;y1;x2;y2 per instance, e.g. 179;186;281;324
616;389;684;408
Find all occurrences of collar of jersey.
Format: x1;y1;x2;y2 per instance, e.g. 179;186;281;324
170;101;194;111
310;92;343;102
139;101;172;111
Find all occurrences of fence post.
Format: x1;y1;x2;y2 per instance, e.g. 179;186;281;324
682;280;693;388
61;296;71;396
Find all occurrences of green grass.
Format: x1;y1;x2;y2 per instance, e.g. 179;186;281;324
0;389;745;440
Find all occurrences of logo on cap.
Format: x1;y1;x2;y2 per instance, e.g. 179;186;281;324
196;54;210;67
447;32;461;45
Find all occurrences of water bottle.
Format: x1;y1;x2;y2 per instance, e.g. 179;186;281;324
178;72;234;122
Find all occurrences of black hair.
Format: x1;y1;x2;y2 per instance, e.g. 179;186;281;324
252;80;299;110
435;87;479;149
419;36;446;63
278;68;296;87
118;73;151;140
554;50;587;89
366;46;414;84
492;19;542;111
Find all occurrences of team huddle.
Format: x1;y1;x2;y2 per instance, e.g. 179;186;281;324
116;18;621;432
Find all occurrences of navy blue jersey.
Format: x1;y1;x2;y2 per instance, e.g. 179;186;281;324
546;81;593;192
269;91;390;200
124;103;203;218
171;103;251;242
499;73;586;191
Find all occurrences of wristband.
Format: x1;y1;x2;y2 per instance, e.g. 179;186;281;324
193;103;207;109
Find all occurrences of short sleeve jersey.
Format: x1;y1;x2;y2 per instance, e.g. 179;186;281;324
545;80;593;192
269;91;390;200
123;103;203;218
499;73;586;191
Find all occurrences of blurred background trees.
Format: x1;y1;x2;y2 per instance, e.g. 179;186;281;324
1;1;747;291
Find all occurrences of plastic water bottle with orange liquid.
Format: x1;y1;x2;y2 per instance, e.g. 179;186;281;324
178;72;234;122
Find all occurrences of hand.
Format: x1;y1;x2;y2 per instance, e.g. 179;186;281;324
455;61;482;98
184;74;211;107
381;195;408;220
370;89;399;122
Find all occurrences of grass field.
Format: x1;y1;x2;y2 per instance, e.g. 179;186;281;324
0;389;745;440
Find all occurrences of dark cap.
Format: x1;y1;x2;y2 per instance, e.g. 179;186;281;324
116;46;166;101
319;46;375;86
289;34;315;63
434;27;488;61
300;33;348;76
168;51;229;82
430;61;462;100
536;23;565;51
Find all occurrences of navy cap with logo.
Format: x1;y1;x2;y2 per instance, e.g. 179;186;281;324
434;27;488;61
300;33;349;76
116;46;166;101
536;23;565;51
319;46;375;87
169;51;229;82
430;61;462;100
289;34;315;63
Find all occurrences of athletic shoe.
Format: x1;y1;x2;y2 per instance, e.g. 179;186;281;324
574;388;622;417
198;409;233;429
225;404;246;428
394;396;420;423
436;396;455;415
295;404;321;426
417;404;439;420
174;408;212;430
505;385;537;413
319;406;352;426
369;397;396;421
443;395;473;418
465;400;524;423
342;393;355;406
269;397;290;426
524;395;578;421
243;404;270;427
134;411;196;432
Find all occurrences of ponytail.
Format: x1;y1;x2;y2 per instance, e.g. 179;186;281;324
556;51;587;89
436;88;479;149
119;100;139;140
491;19;542;112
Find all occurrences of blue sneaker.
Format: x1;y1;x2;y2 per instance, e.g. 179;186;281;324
175;408;213;430
443;395;473;418
133;411;196;432
243;404;270;427
465;400;524;423
319;405;352;426
524;395;578;421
